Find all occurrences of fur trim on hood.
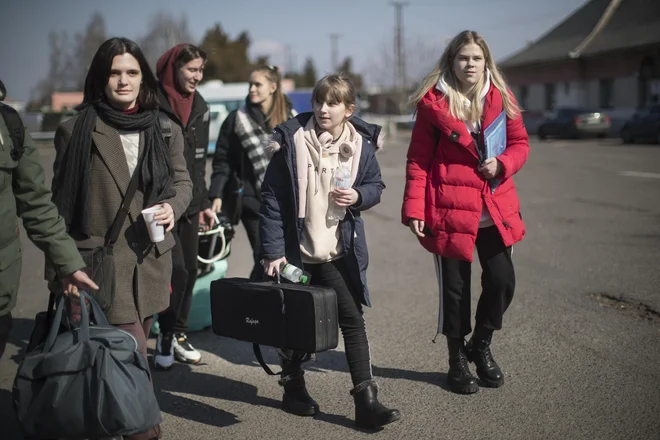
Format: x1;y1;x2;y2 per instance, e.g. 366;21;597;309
266;138;282;154
376;131;385;151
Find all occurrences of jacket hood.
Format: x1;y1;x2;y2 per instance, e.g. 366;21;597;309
267;113;384;154
156;44;195;126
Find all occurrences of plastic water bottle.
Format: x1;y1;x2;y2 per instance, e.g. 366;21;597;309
328;164;351;221
280;263;309;284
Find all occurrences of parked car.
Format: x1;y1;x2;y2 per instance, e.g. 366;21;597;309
287;90;313;114
537;107;610;140
197;83;319;156
196;80;250;156
620;104;660;144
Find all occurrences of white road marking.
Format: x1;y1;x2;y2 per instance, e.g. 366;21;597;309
619;171;660;179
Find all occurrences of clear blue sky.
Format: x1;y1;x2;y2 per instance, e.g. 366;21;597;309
0;0;588;101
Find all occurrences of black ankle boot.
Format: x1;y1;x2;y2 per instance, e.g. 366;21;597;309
351;380;401;430
279;369;319;416
466;328;504;388
446;337;479;394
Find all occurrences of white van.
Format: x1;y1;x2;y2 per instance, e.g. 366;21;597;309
196;80;249;155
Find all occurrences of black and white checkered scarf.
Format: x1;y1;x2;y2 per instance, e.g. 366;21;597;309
234;105;274;191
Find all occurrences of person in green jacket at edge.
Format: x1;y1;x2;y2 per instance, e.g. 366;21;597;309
0;79;98;359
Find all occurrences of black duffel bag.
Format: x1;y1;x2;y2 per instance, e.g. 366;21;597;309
210;277;339;373
12;292;162;439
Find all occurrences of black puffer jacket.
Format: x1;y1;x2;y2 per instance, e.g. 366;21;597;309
209;98;295;216
158;87;210;217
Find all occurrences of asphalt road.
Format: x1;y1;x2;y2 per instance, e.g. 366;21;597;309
1;133;659;440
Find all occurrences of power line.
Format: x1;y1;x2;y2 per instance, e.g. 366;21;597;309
390;1;409;92
284;44;293;73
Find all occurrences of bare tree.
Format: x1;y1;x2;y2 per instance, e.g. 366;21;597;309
364;40;395;89
365;35;445;90
29;31;72;110
72;12;108;89
139;12;194;70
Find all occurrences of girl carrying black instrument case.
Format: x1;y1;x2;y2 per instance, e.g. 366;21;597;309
209;276;338;373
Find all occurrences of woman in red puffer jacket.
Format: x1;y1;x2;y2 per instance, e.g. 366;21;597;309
402;30;530;395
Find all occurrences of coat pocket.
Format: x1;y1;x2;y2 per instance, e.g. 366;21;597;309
0;148;18;193
78;246;116;314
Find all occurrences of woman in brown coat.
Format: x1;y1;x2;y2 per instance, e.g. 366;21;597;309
51;37;192;439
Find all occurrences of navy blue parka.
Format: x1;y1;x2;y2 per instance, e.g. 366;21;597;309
259;113;385;307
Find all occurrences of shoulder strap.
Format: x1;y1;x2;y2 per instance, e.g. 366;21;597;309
253;344;280;376
252;343;313;377
158;113;172;142
0;103;25;161
106;156;143;247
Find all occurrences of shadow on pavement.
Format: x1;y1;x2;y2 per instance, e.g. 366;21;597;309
155;387;240;429
154;364;280;412
153;365;363;431
186;328;453;392
6;317;34;366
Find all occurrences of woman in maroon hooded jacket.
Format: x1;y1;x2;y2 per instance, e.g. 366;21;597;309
153;44;215;370
403;31;529;394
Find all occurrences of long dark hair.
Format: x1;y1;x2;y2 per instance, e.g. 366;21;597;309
174;44;208;68
250;65;288;130
79;37;159;111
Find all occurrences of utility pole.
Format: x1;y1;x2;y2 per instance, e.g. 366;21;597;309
390;2;408;93
328;33;341;72
284;44;293;74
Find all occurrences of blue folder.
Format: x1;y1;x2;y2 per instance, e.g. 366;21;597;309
483;111;507;192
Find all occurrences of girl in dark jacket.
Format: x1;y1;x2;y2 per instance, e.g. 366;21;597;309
209;65;295;280
259;74;401;430
154;43;215;369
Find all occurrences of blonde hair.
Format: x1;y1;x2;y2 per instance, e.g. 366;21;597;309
250;65;288;130
409;30;519;122
312;73;356;113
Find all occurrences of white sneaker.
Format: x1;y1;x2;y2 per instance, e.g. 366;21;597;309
173;333;202;364
154;333;175;370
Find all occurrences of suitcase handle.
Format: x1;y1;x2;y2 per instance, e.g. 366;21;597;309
258;265;281;284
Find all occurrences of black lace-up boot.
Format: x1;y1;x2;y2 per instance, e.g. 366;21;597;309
466;328;504;387
446;337;479;394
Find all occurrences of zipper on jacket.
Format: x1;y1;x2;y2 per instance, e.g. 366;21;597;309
483;179;511;231
493;196;511;230
345;208;358;251
280;127;305;265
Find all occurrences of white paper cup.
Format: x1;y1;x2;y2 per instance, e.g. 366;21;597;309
141;205;165;243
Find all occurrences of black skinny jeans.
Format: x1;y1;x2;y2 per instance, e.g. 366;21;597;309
241;210;262;281
287;258;372;387
158;215;200;335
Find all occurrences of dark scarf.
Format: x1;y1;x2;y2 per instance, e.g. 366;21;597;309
245;98;269;132
244;94;296;132
52;101;176;238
